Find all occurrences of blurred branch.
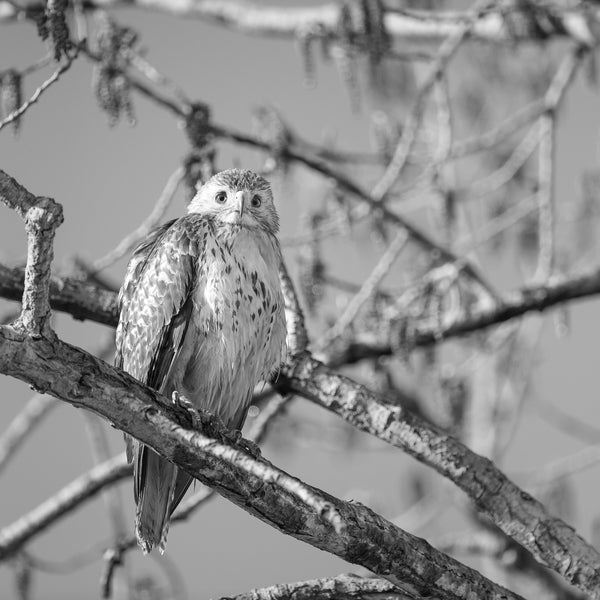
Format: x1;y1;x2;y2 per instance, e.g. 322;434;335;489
1;1;597;44
0;393;57;475
92;166;184;273
6;258;600;355
224;574;417;600
370;0;492;204
0;453;131;558
318;229;409;348
79;44;499;301
0;51;79;133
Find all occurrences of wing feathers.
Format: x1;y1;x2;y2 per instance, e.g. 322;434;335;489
115;217;203;552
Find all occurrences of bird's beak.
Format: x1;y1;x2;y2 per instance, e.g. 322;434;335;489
233;191;246;219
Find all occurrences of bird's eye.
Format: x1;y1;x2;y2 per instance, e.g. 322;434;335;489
215;191;227;204
250;194;262;208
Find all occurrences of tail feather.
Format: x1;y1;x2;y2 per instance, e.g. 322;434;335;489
135;447;178;554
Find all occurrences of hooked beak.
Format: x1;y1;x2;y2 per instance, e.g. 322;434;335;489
232;191;246;219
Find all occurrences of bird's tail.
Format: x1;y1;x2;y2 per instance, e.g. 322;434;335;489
135;447;178;554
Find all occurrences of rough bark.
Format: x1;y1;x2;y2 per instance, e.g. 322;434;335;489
0;325;525;600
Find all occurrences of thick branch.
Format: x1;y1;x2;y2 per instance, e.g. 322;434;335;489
0;170;63;335
0;327;524;600
0;264;118;327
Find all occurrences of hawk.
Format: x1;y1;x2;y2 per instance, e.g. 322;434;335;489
115;169;287;553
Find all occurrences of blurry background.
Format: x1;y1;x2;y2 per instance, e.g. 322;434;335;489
2;1;600;598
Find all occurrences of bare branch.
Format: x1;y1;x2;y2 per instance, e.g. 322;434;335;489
277;353;600;597
0;52;78;132
0;394;57;475
224;574;418;600
0;453;130;557
279;259;308;356
370;0;492;203
318;229;409;347
0;170;64;335
0;329;526;600
5;255;600;356
92;166;185;273
77;46;500;301
0;263;118;326
343;263;600;354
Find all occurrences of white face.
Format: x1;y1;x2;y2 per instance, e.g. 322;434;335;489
188;169;279;233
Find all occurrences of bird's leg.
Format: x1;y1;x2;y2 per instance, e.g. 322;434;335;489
221;428;261;459
171;392;261;457
171;390;213;432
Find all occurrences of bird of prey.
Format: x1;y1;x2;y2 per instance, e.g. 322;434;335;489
115;169;287;553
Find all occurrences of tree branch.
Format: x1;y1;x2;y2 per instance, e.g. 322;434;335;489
0;453;130;557
0;393;57;476
224;573;418;600
0;328;525;600
276;353;600;598
0;169;64;336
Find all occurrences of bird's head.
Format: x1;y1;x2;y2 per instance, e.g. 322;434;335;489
188;169;279;233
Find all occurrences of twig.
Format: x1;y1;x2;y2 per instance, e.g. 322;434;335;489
0;394;57;475
26;540;109;574
461;125;543;200
534;113;556;281
318;229;409;347
0;453;131;558
92;166;184;272
532;444;600;483
20;54;54;77
80;45;499;301
451;45;586;161
370;0;493;203
0;52;79;132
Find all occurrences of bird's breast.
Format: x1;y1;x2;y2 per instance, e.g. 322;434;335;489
191;227;286;381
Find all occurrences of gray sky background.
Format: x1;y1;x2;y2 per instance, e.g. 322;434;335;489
2;5;600;599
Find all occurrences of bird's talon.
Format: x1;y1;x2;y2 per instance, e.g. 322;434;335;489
171;391;204;430
224;430;261;458
241;438;261;459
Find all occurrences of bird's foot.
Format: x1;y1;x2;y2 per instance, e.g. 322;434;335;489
223;429;261;459
171;391;213;432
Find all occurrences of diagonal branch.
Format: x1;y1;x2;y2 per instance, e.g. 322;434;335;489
0;328;525;600
224;573;418;600
0;393;57;475
276;352;600;598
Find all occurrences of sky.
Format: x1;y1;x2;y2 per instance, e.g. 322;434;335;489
2;4;600;600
